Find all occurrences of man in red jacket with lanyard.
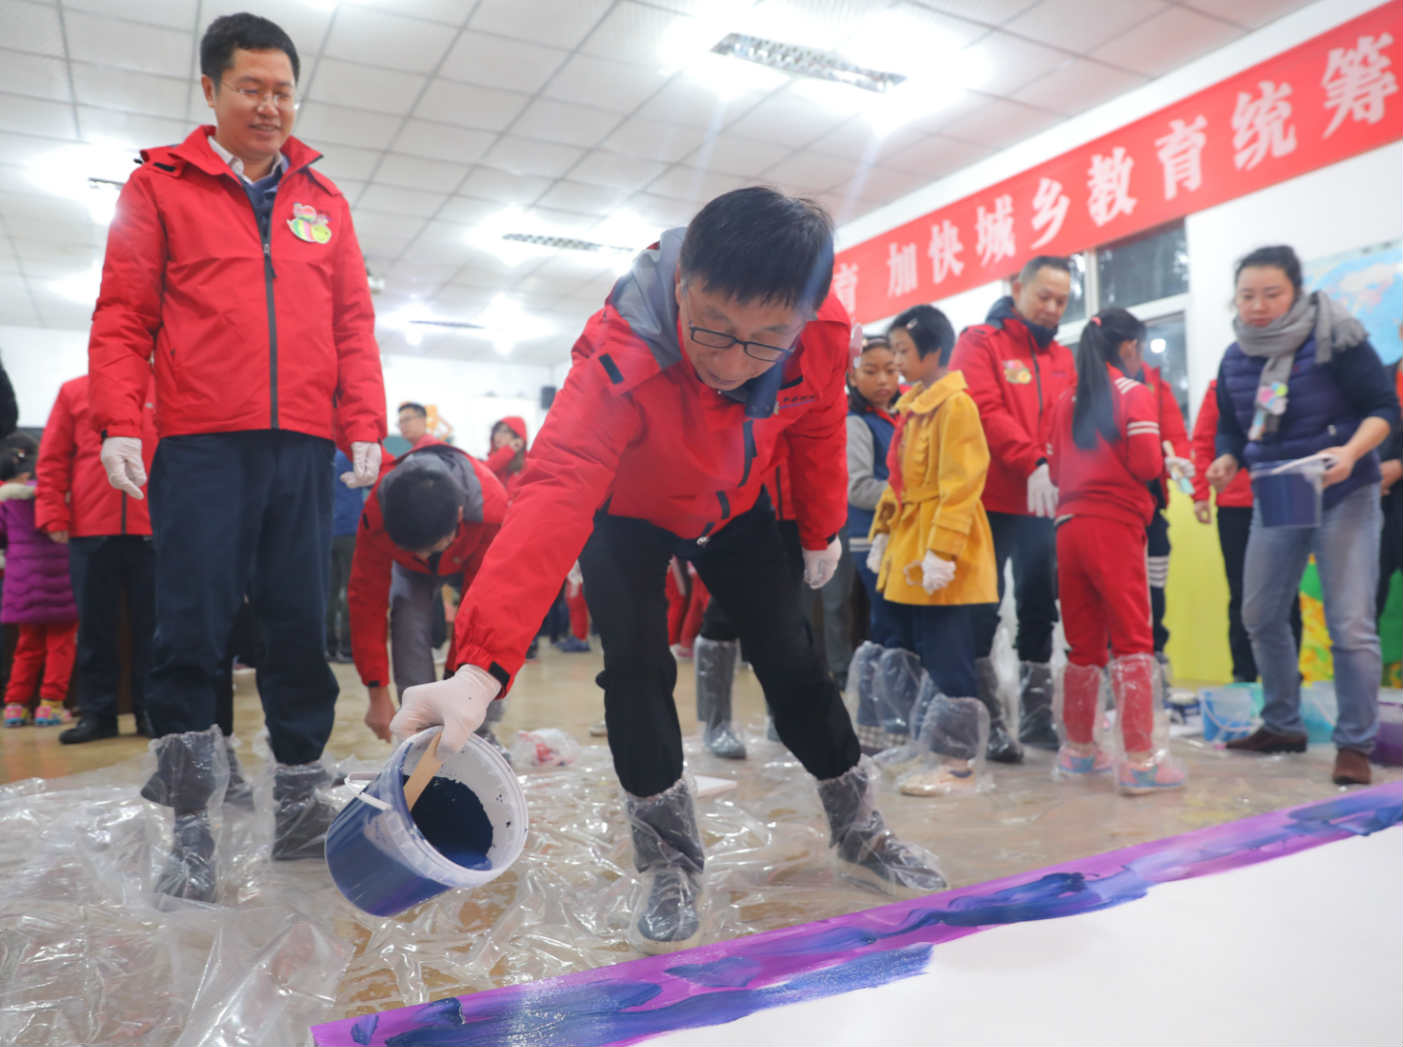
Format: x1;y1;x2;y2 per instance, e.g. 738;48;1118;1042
391;188;945;953
950;256;1076;759
87;13;386;903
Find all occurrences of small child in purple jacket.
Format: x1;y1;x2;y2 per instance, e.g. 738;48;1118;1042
1;434;78;726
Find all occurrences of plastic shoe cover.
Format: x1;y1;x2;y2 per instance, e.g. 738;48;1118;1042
33;701;71;726
899;764;977;796
1056;662;1104;753
874;648;923;737
271;762;338;861
817;758;947;898
765;715;780;742
695;637;745;760
588;719;608;737
155;811;217;904
847;642;899;752
625;778;704;954
1054;745;1113;779
1110;653;1185;795
4;702;28;726
1018;661;1060;750
140;726;229;812
896;691;990;796
224;739;255;811
1116;754;1187;795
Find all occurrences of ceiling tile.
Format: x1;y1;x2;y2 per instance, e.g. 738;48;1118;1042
357;185;448;217
324;7;455;73
623;190;698;229
71;65;189;120
601;116;711;164
535;180;630;214
483;136;584;178
837;164;935;203
0;50;69;104
1091;5;1242;77
0;132;84;167
430;283;498;314
911;0;1039;25
0;95;76;140
938;97;1062;149
510;99;621;149
401;221;476;264
887;134;991;178
457;165;552;204
64;10;192;78
412;79;530;131
760;148;859;194
1005;0;1167;52
684;132;794;178
542;54;671;113
307;59;426;116
961;31;1069;96
579;2;696;66
723;85;854;149
374;153;471;193
634;76;776;131
331;178;367;204
439;32;570;95
521;206;598;236
65;0;199;31
468;0;613;50
292;101;404;150
643;165;748;205
345;209;427;244
568;150;669;192
1012;58;1148;116
198;0;336;51
807;118;929;166
354;228;415;258
75;108;191;150
391;119;496;164
0;2;64;57
436;195;500;225
340;0;470;25
1180;0;1313;30
316;144;387;182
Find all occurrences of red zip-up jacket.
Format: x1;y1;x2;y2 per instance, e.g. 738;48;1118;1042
348;441;507;688
949;298;1076;516
486;415;528;501
451;230;850;690
1048;364;1163;529
1142;364;1190;504
1190;380;1253;508
88;126;386;447
35;374;156;538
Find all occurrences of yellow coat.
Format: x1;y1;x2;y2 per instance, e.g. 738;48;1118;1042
870;372;998;607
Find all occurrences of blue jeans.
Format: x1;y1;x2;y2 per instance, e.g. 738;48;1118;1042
1242;482;1382;751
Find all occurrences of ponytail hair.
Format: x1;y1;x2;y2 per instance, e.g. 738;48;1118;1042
1072;307;1146;451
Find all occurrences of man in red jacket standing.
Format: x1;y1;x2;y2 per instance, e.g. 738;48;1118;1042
949;256;1076;759
86;13;386;903
390;188;945;953
35;374;156;744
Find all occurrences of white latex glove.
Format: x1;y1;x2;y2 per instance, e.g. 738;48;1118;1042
100;437;146;499
919;551;956;594
566;561;583;598
390;665;501;752
341;441;382;488
1165;454;1195;479
802;536;842;589
865;534;888;575
1026;462;1058;518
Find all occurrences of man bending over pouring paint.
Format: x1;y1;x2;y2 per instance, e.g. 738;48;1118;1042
347;439;507;749
391;187;947;953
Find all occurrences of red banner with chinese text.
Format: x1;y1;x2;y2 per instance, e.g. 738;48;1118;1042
832;1;1402;322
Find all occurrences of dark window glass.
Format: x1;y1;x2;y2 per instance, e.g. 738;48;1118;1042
1142;313;1190;420
1098;221;1188;308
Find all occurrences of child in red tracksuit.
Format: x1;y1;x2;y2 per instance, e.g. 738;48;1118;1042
1048;308;1184;795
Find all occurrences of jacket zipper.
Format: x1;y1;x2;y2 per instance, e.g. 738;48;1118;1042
263;234;279;429
120;493;127;535
739;420;756;486
1028;328;1044;428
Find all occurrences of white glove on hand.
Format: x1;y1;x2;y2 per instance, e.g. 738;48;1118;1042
341;441;382;488
1026;462;1058;518
865;534;888;575
390;665;501;752
100;437;146;499
919;551;956;594
1165;454;1195;478
803;536;842;590
566;561;583;598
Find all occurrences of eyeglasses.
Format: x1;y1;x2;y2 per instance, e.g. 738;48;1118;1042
221;81;298;112
687;325;795;363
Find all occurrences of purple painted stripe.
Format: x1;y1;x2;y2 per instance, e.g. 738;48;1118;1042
313;782;1401;1047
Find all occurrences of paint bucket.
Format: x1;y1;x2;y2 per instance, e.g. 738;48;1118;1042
1250;456;1328;529
1200;684;1260;743
1299;682;1337;745
1373;691;1403;766
325;728;528;917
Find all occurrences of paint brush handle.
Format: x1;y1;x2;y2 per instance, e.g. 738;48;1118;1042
402;731;442;812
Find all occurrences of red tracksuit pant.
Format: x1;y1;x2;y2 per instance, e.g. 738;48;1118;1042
1057;515;1153;752
5;621;78;705
567;586;589;641
665;569;709;650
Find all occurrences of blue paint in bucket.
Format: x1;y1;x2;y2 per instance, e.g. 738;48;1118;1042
326;729;528;918
1251;457;1327;528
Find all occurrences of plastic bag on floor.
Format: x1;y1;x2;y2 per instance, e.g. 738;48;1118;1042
510;728;582;768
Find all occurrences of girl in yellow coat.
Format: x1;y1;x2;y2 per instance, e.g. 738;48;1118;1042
867;306;1000;794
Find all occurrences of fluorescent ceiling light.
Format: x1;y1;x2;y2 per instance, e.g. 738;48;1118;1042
710;33;905;94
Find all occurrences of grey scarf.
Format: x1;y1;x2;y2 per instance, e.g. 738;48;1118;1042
1233;291;1367;438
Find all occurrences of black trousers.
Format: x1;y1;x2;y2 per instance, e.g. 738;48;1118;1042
147;431;337;765
699;520;804;642
326;532;355;654
579;497;859;797
1217;505;1302;682
1147;509;1171;653
68;535;154;724
972;511;1058;664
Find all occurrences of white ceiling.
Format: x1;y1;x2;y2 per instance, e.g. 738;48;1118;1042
0;0;1314;366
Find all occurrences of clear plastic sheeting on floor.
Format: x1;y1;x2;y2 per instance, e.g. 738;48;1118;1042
2;712;1396;1044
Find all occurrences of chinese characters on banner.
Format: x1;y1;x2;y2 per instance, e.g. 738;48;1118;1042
837;1;1402;323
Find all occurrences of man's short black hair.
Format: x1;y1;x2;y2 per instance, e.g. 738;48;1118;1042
397;402;427;418
680;186;834;311
201;13;301;84
1017;255;1072;284
381;456;458;552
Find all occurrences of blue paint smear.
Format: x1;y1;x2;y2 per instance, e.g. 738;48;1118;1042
350;1014;377;1046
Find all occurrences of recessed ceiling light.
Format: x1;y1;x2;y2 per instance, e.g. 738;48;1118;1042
709;32;906;94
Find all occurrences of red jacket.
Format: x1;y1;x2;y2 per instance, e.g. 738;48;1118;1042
486;415;528;501
764;439;800;523
949;299;1076;516
1191;380;1253;508
89;126;386;447
1142;364;1190;505
35;374;156;538
1048;364;1163;529
451;230;850;689
348;441;507;688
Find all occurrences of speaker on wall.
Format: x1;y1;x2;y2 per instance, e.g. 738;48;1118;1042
540;385;557;409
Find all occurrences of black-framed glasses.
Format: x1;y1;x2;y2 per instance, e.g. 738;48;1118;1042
221;80;299;112
687;325;795;363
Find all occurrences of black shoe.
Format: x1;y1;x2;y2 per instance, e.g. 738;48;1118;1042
986;721;1024;763
1225;725;1308;754
133;713;151;738
59;717;119;745
156;811;217;903
272;763;337;861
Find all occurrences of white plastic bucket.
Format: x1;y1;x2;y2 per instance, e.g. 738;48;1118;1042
325;728;528;917
1200;684;1260;743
